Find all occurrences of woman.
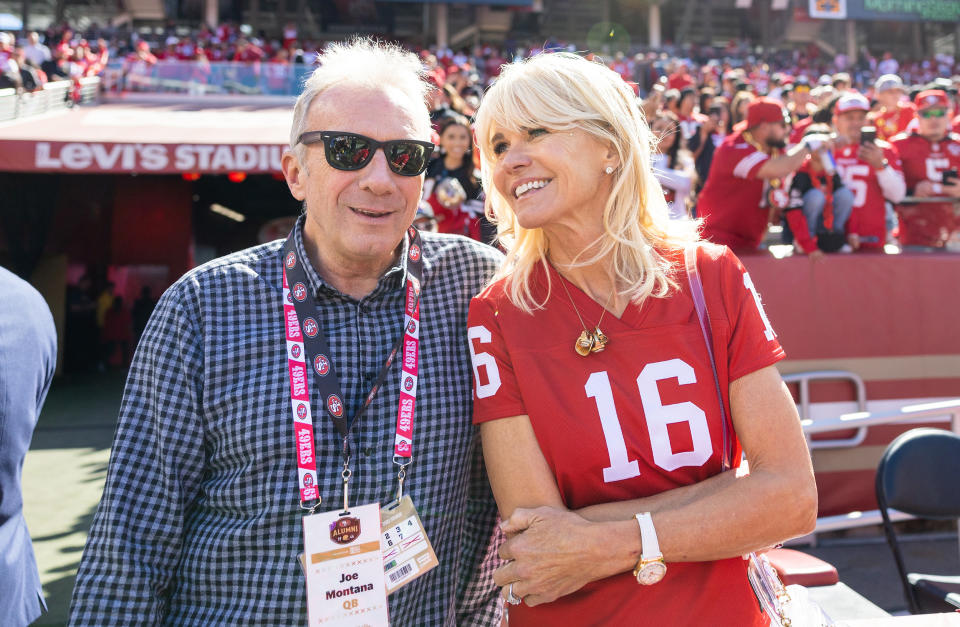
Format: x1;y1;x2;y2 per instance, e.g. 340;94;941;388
424;114;489;242
731;89;755;127
650;110;696;220
467;52;816;625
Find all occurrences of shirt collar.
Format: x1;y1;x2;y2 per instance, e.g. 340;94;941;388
290;214;409;303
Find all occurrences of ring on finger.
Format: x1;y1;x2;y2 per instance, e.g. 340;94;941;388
506;582;521;605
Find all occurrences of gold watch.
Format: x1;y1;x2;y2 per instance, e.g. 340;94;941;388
633;512;666;585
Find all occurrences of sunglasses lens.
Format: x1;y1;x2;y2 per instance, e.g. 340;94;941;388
387;142;430;176
921;109;946;118
328;135;372;170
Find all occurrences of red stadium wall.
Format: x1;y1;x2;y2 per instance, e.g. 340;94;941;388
742;253;960;517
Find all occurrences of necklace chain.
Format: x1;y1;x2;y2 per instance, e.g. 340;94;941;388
558;273;613;356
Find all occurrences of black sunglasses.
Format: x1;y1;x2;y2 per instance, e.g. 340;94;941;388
298;131;435;176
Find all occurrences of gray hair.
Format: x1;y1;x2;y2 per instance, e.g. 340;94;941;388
289;38;432;166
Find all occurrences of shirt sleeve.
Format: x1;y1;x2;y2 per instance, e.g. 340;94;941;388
711;246;786;381
69;282;206;625
454;431;505;625
468;295;527;423
730;144;769;180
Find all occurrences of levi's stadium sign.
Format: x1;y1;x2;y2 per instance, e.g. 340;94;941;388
0;102;292;174
0;141;287;174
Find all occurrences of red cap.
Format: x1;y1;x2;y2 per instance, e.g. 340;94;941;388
735;97;790;132
914;89;949;111
137;41;150;51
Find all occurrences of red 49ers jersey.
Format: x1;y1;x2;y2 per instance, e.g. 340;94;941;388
834;141;903;248
891;132;960;247
468;244;783;626
698;132;777;251
869;103;917;142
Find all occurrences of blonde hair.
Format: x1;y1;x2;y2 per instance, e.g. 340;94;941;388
290;38;431;166
473;52;700;314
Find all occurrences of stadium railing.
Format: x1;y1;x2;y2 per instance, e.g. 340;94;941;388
101;60;313;96
0;77;101;123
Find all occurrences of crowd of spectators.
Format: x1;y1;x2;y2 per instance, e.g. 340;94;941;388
5;19;960;251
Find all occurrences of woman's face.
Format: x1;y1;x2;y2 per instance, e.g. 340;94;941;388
487;123;614;232
651;119;676;153
440;123;471;160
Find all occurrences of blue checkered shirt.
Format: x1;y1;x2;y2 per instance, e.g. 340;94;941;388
69;217;505;626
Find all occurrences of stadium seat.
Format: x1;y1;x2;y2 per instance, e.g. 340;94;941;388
875;428;960;614
765;548;839;587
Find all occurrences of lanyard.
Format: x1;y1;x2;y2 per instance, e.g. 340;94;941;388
281;226;424;512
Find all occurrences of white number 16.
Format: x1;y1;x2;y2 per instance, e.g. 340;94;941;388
586;359;713;482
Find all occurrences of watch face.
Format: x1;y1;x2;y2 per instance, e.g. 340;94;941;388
638;561;667;585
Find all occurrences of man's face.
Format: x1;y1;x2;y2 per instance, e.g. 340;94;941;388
759;121;789;149
917;107;950;140
283;85;429;271
834;110;866;143
877;88;903;109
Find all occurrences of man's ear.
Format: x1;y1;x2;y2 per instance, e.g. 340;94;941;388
282;151;307;201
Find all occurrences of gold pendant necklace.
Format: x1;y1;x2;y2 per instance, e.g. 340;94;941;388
559;276;612;357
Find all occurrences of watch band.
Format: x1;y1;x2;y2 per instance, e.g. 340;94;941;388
635;512;661;560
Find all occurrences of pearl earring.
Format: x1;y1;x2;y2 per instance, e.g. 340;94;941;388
605;166;614;174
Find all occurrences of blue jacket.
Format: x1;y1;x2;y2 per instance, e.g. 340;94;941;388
0;267;56;626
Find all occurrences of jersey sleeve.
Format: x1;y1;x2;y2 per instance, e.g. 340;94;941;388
882;142;903;172
729;144;769;180
467;294;527;424
709;246;786;381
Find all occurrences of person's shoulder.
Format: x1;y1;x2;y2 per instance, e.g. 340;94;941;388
421;232;504;276
0;267;52;320
889;131;917;146
167;239;284;299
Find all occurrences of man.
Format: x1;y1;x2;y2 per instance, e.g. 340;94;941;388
698;97;828;253
70;39;503;625
890;90;960;249
0;266;56;626
869;74;915;142
832;92;906;251
22;31;51;68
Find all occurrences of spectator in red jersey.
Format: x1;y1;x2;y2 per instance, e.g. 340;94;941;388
832;92;906;251
891;89;960;249
470;52;815;626
233;38;265;63
698;97;828;253
124;40;157;90
265;47;291;94
869;74;916;142
667;60;694;90
423;114;485;241
785;124;855;258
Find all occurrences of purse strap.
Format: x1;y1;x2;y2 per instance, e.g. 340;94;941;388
683;244;733;472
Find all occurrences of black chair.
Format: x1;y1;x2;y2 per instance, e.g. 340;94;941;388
875;428;960;613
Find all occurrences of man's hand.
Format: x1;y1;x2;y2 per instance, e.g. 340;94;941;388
494;507;621;607
858;142;886;170
808;249;826;262
943;178;960;198
847;233;861;250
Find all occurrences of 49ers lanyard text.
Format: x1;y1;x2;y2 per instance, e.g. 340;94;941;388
281;226;424;512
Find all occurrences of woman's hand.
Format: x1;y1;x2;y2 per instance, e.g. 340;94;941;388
495;507;633;607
